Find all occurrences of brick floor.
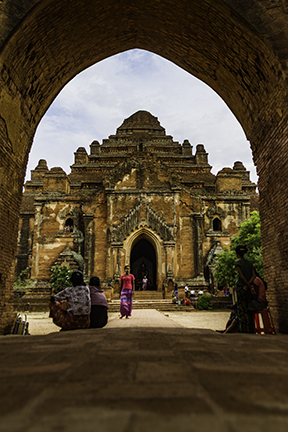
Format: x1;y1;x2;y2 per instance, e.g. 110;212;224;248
1;309;288;432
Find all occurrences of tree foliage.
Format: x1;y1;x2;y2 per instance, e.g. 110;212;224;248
214;211;263;288
214;249;238;289
50;265;72;294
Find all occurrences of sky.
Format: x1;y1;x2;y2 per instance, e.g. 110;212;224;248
26;49;258;184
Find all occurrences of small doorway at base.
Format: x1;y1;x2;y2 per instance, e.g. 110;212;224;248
130;239;157;290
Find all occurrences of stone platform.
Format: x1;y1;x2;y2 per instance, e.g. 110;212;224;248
1;309;288;432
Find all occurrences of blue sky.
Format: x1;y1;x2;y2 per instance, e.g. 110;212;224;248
27;49;258;184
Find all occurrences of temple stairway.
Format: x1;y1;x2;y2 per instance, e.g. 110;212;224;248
14;286;52;312
110;290;182;312
14;289;192;312
14;288;231;312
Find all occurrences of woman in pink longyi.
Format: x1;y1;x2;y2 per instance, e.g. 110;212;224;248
120;265;135;319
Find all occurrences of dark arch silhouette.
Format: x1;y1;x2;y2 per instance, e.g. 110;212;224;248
1;1;288;331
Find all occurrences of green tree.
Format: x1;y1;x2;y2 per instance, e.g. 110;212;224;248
214;248;238;288
214;211;263;288
50;265;72;294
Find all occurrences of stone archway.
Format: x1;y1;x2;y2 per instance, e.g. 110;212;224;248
1;2;288;332
130;239;157;291
124;227;163;291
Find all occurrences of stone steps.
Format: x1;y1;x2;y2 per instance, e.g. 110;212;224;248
14;287;232;313
109;297;231;312
14;286;52;312
132;291;164;300
108;300;195;312
109;298;194;312
112;291;164;300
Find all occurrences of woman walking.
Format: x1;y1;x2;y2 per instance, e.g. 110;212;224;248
235;245;256;333
120;265;135;319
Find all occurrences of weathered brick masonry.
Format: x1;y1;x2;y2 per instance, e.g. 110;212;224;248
0;0;288;331
16;110;257;299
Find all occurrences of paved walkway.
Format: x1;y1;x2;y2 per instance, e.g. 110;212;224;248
27;310;231;335
107;309;184;328
1;309;288;432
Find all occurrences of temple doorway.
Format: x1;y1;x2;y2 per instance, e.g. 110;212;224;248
130;239;157;291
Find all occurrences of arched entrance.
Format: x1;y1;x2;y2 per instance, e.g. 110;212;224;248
130;239;157;291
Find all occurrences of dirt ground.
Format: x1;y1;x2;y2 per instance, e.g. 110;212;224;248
25;310;231;335
162;310;230;330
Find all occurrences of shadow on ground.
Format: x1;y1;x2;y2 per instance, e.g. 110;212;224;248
1;310;287;432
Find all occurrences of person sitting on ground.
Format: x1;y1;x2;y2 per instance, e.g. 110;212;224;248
190;289;196;298
183;296;191;306
49;270;91;331
89;276;108;328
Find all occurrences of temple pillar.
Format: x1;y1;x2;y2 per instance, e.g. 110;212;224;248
163;241;175;296
83;214;94;279
164;241;175;278
111;242;123;295
193;213;204;277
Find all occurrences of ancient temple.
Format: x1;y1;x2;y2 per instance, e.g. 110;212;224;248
16;110;258;297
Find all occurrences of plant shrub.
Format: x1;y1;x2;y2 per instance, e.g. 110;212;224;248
198;294;213;311
14;267;34;308
50;265;72;294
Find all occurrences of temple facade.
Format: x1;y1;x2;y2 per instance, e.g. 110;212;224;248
16;110;258;297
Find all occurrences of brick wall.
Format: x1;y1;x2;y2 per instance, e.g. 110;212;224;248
251;100;288;333
0;117;28;333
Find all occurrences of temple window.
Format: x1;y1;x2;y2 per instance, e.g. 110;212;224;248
213;217;222;231
64;218;74;233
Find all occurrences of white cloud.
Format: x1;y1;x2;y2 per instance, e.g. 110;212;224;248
27;49;258;184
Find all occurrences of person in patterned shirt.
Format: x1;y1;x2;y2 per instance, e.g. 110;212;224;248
49;270;91;331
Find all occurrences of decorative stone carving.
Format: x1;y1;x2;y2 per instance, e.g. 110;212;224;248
16;110;258;293
206;205;226;219
206;241;224;267
103;159;140;190
110;202;174;243
169;172;181;189
53;242;80;271
71;250;84;272
204;241;224;292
